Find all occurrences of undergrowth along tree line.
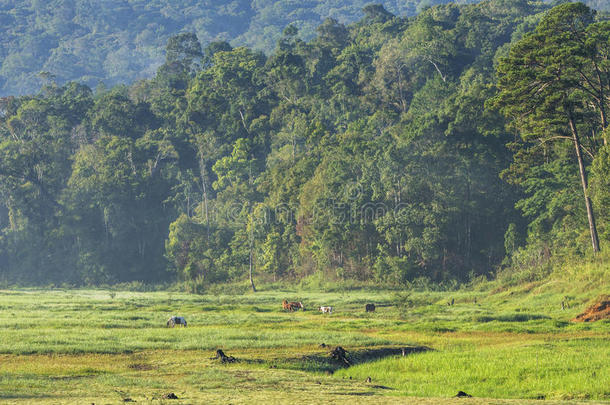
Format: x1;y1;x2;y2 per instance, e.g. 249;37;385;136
0;1;608;288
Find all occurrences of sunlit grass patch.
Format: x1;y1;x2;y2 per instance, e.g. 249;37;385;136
335;337;610;400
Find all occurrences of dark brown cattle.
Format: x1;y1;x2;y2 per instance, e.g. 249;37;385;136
365;303;375;312
283;300;305;311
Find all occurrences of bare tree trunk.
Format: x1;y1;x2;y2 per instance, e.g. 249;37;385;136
569;116;601;252
249;241;257;292
202;176;210;239
601;107;608;146
247;160;257;293
199;153;210;240
465;170;472;265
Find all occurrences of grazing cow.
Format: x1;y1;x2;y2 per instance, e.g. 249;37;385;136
283;300;305;311
365;303;375;312
319;306;333;314
167;316;187;327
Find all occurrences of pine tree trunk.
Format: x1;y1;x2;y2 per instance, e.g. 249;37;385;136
601;107;608;146
569;116;601;252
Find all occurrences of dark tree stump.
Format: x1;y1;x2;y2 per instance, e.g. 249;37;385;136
330;346;351;366
212;349;236;363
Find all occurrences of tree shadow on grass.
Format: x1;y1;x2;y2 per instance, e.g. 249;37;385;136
261;345;431;374
473;313;550;322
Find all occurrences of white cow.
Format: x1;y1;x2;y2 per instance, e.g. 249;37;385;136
319;306;333;314
167;316;187;327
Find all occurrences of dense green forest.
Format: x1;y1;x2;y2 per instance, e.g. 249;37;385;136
0;1;608;288
0;0;472;96
0;0;608;96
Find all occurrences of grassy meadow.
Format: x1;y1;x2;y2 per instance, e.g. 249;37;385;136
0;262;609;404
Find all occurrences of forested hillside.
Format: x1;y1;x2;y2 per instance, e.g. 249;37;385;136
0;0;608;96
0;1;608;288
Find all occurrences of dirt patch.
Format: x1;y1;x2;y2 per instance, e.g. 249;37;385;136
127;363;153;371
572;295;610;322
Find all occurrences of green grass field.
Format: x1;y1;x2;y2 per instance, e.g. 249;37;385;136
0;261;608;404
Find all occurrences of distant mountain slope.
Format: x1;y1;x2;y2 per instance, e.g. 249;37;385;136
0;0;606;96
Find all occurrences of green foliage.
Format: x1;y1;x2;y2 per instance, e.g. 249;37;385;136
0;1;608;287
492;2;609;255
1;1;607;96
0;0;466;96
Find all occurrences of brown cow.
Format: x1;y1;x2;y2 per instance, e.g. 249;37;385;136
291;301;305;311
365;303;375;312
283;300;305;311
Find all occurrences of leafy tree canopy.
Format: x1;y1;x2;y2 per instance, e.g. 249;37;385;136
0;0;607;95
